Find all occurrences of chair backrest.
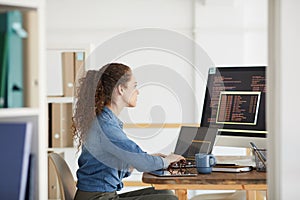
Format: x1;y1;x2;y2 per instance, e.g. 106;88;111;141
48;153;76;200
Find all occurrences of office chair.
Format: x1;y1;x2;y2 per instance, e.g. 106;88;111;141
48;153;77;200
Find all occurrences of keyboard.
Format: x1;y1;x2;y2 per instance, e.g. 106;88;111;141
170;160;196;169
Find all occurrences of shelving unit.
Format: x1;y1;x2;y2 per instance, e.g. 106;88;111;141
0;0;46;199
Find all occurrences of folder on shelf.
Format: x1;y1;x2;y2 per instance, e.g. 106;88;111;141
50;103;74;148
61;103;74;147
0;11;27;108
0;122;33;200
61;52;85;97
62;52;75;97
74;52;85;80
23;11;39;107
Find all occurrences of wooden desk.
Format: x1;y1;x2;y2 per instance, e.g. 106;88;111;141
142;170;267;200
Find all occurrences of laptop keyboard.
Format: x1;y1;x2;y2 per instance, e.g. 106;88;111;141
170;160;196;169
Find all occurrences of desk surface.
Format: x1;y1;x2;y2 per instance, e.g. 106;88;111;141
142;170;267;200
143;170;266;186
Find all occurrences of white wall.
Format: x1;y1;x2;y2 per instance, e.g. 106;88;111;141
47;0;199;123
194;0;267;65
280;1;300;198
46;0;193;48
46;0;267;124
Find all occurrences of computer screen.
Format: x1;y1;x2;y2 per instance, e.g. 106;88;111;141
200;66;267;148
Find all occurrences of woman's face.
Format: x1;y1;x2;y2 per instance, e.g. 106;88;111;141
122;75;139;107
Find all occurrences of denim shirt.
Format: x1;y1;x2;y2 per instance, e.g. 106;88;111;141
76;107;164;192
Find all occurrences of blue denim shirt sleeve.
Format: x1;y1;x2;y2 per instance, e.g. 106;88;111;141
76;107;165;192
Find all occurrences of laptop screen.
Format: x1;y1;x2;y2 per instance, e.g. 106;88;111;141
174;126;218;160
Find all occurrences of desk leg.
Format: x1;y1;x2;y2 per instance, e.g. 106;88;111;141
246;190;256;200
246;190;267;200
256;191;267;200
175;189;187;200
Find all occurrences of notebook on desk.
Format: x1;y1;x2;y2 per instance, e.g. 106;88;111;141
216;156;256;167
213;165;253;173
213;156;255;173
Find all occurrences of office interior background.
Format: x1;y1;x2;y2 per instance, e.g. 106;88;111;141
46;0;268;196
46;0;299;199
0;0;299;199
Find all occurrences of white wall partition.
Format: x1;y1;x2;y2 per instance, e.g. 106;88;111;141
268;0;300;199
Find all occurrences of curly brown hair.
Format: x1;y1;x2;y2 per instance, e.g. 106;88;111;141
72;63;132;150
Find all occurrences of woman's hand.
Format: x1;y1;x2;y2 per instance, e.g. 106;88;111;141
164;153;185;164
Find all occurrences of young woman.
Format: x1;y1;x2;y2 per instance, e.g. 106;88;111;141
72;63;184;200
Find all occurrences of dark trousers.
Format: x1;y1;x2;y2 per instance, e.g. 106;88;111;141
74;187;178;200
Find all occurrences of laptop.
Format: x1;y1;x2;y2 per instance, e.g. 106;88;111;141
149;126;218;176
174;126;218;164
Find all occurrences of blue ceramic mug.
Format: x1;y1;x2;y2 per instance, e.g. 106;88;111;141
195;153;216;174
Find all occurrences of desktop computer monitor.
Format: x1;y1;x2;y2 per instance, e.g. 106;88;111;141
200;66;267;149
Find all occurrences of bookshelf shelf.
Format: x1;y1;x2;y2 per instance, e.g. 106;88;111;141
0;0;39;9
47;96;74;103
0;108;39;117
47;147;76;151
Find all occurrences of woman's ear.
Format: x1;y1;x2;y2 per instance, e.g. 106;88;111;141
117;84;124;95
